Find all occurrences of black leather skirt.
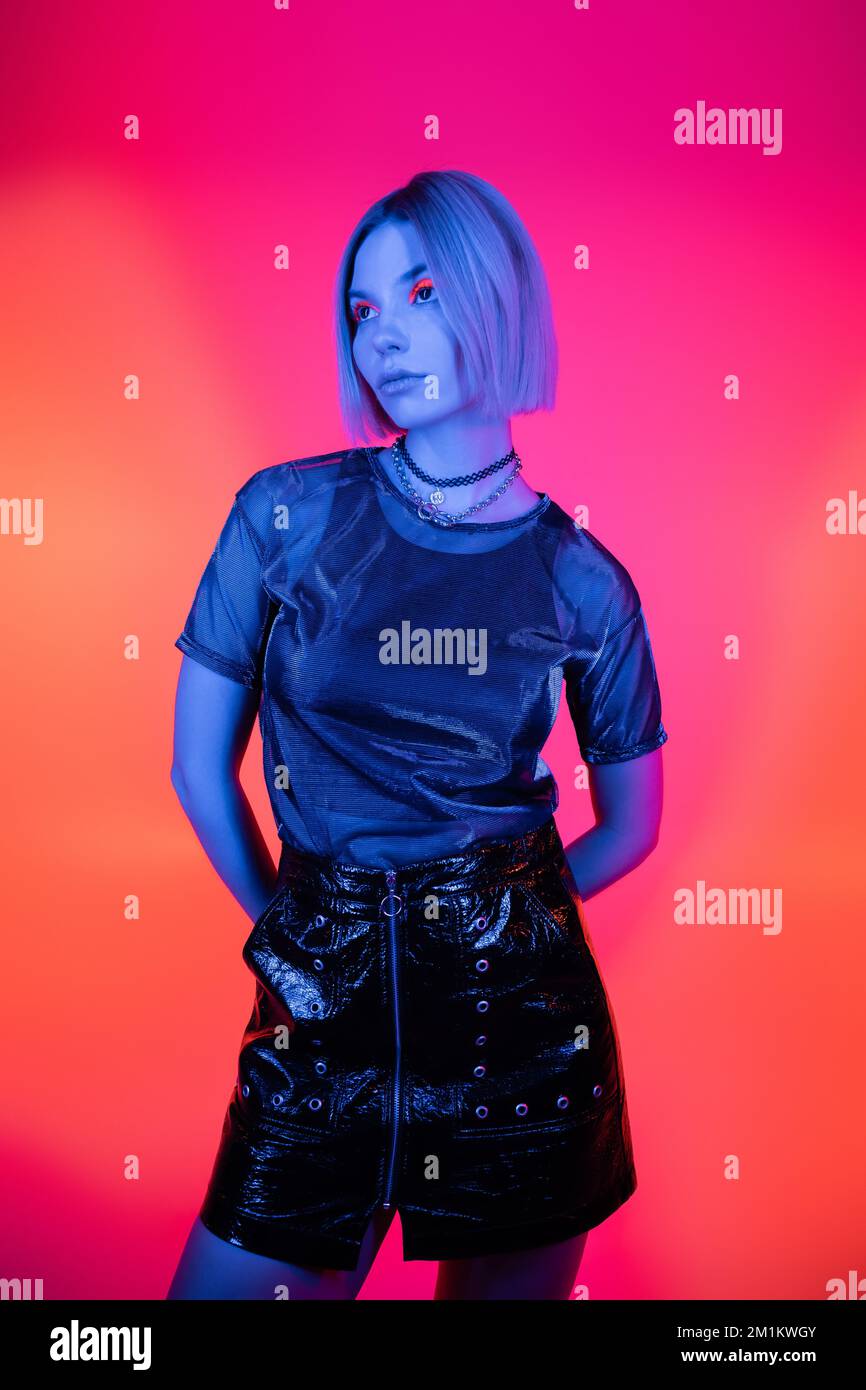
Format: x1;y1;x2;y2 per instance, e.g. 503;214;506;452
198;816;637;1271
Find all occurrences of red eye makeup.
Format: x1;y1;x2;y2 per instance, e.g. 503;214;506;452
350;277;436;323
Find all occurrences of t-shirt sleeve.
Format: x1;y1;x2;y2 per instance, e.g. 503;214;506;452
561;550;668;766
174;481;278;689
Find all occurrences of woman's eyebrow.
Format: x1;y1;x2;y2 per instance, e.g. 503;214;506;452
348;262;428;301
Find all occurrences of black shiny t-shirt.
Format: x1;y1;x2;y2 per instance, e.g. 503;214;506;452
175;446;668;868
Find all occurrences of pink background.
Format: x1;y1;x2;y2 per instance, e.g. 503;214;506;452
1;0;865;1299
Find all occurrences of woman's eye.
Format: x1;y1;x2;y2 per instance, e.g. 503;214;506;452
352;279;435;323
409;278;435;305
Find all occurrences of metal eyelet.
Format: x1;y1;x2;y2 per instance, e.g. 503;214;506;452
475;958;489;973
308;1097;323;1111
475;1105;489;1119
241;1084;250;1098
311;1002;321;1013
556;1094;570;1110
592;1084;603;1098
473;1064;486;1078
312;958;324;971
314;1060;327;1075
315;914;326;927
473;916;487;931
476;999;489;1013
272;1093;285;1107
474;1034;487;1046
515;1102;528;1116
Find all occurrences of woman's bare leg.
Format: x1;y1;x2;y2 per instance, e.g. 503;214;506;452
434;1229;589;1301
166;1206;396;1300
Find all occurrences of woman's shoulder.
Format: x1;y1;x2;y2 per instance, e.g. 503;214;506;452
238;446;359;503
543;499;638;589
541;499;643;639
232;446;362;550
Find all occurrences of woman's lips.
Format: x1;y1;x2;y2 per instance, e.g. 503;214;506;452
380;374;423;395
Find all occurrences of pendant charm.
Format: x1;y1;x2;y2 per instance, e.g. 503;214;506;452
429;488;445;505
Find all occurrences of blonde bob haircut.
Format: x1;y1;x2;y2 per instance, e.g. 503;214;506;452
333;169;558;442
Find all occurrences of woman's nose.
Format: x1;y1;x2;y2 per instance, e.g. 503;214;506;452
370;313;410;351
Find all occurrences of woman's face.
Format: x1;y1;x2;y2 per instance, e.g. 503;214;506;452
349;218;474;426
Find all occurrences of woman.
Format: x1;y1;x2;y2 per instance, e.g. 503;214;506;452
166;170;667;1301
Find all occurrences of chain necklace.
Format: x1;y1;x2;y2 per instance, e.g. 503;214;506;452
390;434;523;527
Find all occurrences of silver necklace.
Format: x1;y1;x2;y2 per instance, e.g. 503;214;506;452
390;438;524;527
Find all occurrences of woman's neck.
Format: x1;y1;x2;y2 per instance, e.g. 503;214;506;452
378;430;539;523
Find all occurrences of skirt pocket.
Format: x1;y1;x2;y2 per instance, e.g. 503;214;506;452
241;882;341;1024
451;1016;622;1138
237;883;345;1136
452;1085;620;1140
452;866;623;1139
517;855;593;965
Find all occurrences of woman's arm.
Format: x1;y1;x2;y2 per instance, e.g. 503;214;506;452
170;655;280;924
562;746;664;902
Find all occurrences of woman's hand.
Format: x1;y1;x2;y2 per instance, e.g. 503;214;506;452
562;746;664;901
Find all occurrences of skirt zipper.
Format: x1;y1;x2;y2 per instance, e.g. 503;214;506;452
382;867;402;1209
